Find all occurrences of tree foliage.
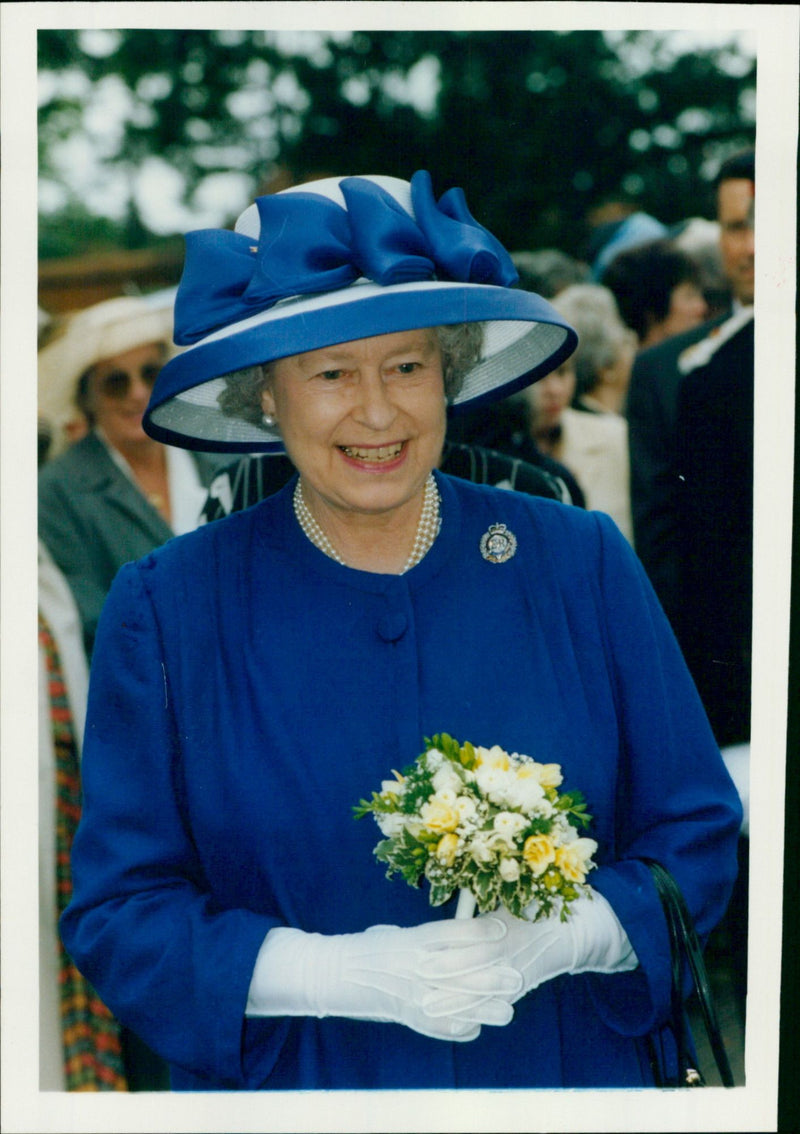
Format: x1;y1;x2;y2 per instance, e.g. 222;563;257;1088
38;29;756;260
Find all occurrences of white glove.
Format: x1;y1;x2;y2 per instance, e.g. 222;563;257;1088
477;892;638;1002
246;918;523;1042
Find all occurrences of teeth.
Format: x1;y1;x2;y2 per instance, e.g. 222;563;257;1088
341;443;403;461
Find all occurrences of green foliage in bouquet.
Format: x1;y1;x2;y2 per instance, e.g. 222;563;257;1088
355;734;598;921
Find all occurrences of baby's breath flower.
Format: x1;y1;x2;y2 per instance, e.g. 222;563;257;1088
424;748;445;772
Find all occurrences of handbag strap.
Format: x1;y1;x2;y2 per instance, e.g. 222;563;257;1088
643;858;735;1088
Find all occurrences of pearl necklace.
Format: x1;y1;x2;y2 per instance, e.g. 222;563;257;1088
293;474;441;574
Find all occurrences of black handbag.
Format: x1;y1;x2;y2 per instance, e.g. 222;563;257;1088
643;859;735;1088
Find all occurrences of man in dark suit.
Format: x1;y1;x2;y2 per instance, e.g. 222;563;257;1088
627;151;754;1024
627;150;755;644
673;310;754;749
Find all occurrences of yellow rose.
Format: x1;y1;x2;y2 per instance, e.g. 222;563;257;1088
435;833;460;866
522;834;557;876
420;795;460;833
555;838;597;883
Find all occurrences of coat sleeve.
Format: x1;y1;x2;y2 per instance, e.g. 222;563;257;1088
577;511;742;1037
59;560;288;1087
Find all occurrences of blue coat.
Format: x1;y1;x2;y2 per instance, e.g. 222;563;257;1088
60;472;741;1090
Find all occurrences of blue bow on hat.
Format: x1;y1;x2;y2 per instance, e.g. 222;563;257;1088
174;170;519;345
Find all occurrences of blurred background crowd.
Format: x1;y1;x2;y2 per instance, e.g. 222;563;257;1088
36;27;756;1091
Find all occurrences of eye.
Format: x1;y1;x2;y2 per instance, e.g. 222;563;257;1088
141;364;161;386
317;369;346;381
100;370;130;397
395;362;420;375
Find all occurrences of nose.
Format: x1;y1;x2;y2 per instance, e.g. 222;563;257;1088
353;369;398;431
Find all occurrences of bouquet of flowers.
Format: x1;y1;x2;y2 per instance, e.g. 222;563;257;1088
354;734;598;922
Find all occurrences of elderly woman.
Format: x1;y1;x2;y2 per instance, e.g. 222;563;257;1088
519;284;635;542
60;172;741;1091
549;283;635;417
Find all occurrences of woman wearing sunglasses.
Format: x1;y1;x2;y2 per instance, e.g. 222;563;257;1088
38;295;223;661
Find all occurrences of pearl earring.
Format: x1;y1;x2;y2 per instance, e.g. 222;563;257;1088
262;412;276;428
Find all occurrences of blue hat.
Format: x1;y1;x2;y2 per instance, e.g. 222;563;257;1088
144;171;578;452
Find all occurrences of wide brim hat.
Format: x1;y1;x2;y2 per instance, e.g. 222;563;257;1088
144;171;578;453
39;292;175;459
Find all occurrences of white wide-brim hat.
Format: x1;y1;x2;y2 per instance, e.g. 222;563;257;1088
39;292;175;458
144;171;578;453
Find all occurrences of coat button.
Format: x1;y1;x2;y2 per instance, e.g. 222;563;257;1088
377;612;408;642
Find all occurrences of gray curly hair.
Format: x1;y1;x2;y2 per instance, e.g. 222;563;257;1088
218;323;484;427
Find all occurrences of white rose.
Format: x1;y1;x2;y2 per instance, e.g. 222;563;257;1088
475;764;514;803
432;764;463;795
505;775;545;814
499;857;521;883
493;811;528;841
455;795;478;823
469;834;496;865
376;813;407;838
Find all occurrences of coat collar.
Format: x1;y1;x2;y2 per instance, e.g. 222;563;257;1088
67;431;175;542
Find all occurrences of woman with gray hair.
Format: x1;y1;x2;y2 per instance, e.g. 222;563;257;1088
549;282;635;415
60;171;740;1092
521;283;635;541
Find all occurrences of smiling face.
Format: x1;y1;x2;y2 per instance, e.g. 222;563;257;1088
261;328;447;526
84;341;165;452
